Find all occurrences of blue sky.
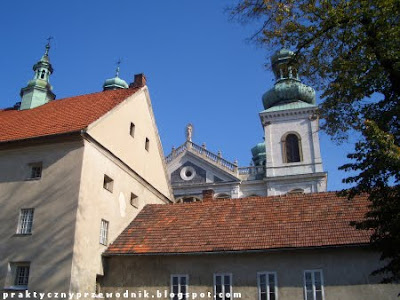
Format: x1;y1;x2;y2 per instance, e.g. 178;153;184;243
0;0;357;191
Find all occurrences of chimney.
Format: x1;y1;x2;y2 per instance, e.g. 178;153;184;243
202;189;214;202
130;73;147;88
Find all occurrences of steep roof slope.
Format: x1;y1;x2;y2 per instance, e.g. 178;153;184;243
105;192;370;255
0;88;139;143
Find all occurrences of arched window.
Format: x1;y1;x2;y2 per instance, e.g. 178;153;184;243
40;70;46;79
282;133;302;163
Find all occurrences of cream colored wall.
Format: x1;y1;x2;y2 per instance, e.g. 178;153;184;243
69;139;168;293
87;87;172;200
101;247;400;300
0;141;84;292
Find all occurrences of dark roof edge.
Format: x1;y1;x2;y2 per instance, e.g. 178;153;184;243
103;243;370;257
0;130;83;147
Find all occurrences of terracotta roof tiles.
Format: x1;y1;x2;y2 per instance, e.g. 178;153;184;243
105;192;371;255
0;88;139;143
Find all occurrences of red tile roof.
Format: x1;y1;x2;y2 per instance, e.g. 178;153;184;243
105;192;371;255
0;88;139;143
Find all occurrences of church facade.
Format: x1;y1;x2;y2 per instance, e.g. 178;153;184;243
166;49;327;201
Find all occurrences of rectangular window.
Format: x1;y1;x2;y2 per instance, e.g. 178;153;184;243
257;272;277;300
145;138;150;151
170;274;188;300
14;265;30;287
103;175;114;192
130;193;139;208
214;273;232;300
29;162;42;179
130;122;135;138
16;209;34;235
304;270;324;300
100;219;109;245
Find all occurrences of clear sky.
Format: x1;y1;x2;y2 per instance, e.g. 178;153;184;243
0;0;357;191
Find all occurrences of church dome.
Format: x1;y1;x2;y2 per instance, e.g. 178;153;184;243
262;80;315;110
262;48;316;110
103;76;129;90
251;142;266;166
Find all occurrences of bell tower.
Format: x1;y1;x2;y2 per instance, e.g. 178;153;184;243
20;39;56;110
259;49;327;195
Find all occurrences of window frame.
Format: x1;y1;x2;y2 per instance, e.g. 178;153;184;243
28;162;42;180
213;273;232;300
16;208;34;235
130;193;139;208
170;274;189;300
257;271;278;300
281;132;303;163
103;175;114;193
303;269;325;300
99;219;109;246
130;122;135;138
5;262;30;290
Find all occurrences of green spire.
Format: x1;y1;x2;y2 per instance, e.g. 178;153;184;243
20;38;56;110
103;59;129;91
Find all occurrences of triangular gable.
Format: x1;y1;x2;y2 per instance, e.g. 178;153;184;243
167;142;241;185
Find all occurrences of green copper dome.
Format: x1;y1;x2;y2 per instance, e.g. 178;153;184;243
103;76;129;90
262;48;316;110
251;142;266;166
103;64;129;91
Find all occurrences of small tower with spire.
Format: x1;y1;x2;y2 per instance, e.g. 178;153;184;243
103;59;129;91
20;38;56;110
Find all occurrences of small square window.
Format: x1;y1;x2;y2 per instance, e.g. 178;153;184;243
145;138;150;151
100;219;109;245
29;163;42;179
130;123;135;138
16;209;34;235
103;175;114;192
130;193;139;208
5;262;30;290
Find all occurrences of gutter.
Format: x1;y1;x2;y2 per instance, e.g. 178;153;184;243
103;243;371;257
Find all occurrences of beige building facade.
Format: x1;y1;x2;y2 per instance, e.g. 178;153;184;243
101;248;399;300
0;44;172;295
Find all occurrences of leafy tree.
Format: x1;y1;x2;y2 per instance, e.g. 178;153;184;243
230;0;400;281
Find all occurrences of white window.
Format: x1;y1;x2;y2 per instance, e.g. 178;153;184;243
214;273;232;300
29;162;42;179
100;219;109;245
17;209;34;234
170;274;188;300
304;270;324;300
258;272;278;300
103;175;114;192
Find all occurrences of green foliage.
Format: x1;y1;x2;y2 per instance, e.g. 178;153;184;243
230;0;400;281
340;121;400;282
230;0;400;140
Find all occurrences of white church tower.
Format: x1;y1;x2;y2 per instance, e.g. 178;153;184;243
260;49;327;195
